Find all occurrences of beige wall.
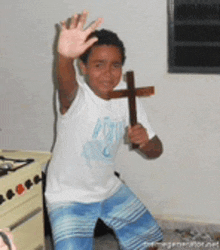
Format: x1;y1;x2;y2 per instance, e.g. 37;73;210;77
1;0;219;224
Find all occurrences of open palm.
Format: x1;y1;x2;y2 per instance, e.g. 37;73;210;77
58;10;103;59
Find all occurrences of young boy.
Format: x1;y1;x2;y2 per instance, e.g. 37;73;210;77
45;10;163;250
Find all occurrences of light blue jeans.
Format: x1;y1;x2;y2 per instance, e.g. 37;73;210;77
47;184;163;250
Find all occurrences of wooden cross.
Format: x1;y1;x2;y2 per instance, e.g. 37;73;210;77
109;71;154;149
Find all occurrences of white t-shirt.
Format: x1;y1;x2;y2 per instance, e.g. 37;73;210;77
45;80;155;204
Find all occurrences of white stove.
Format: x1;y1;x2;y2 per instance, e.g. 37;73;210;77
0;150;51;250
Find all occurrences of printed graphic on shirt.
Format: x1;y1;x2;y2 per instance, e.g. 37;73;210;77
82;116;125;167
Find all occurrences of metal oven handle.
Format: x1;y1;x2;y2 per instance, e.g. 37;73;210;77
9;207;42;231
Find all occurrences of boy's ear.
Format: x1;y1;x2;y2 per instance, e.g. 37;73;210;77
79;61;88;75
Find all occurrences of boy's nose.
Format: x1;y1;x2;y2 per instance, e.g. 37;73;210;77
104;66;112;77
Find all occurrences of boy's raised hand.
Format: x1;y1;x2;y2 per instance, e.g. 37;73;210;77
58;10;103;59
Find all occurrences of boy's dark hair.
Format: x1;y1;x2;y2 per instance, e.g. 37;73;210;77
80;29;126;65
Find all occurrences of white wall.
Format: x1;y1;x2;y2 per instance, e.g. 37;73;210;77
1;0;220;224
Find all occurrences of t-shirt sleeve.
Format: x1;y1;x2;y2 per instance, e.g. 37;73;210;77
135;98;156;140
56;84;85;119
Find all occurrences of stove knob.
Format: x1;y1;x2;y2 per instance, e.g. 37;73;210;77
25;179;33;189
0;195;6;205
16;184;26;195
33;175;42;184
6;189;15;200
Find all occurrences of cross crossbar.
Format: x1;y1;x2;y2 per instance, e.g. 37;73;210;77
109;87;154;99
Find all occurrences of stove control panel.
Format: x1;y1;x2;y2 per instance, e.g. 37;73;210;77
0;174;43;206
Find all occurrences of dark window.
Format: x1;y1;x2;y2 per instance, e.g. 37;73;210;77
168;0;220;73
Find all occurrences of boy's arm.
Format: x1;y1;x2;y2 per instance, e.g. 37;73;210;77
57;55;77;114
56;10;103;114
139;135;163;159
128;124;163;159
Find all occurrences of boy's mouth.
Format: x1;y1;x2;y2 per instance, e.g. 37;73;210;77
101;80;116;89
102;80;112;85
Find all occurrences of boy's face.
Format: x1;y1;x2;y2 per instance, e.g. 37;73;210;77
80;45;123;100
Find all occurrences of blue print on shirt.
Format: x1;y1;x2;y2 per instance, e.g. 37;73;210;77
82;117;125;166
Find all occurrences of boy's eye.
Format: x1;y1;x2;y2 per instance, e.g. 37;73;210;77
113;63;122;68
95;63;103;68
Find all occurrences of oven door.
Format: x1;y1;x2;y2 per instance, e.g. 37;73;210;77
10;207;45;250
1;194;45;250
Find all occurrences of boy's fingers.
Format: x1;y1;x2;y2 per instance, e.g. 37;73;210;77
91;18;104;30
85;18;104;35
130;133;149;144
78;10;88;30
128;124;144;133
66;10;103;35
60;21;67;30
84;37;99;49
128;125;148;145
70;14;79;29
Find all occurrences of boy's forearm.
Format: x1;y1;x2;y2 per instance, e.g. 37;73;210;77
139;135;163;159
57;54;78;92
56;54;78;113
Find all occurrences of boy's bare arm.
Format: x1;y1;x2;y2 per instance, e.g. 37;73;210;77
57;10;103;114
139;135;163;159
128;124;163;159
57;55;77;114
